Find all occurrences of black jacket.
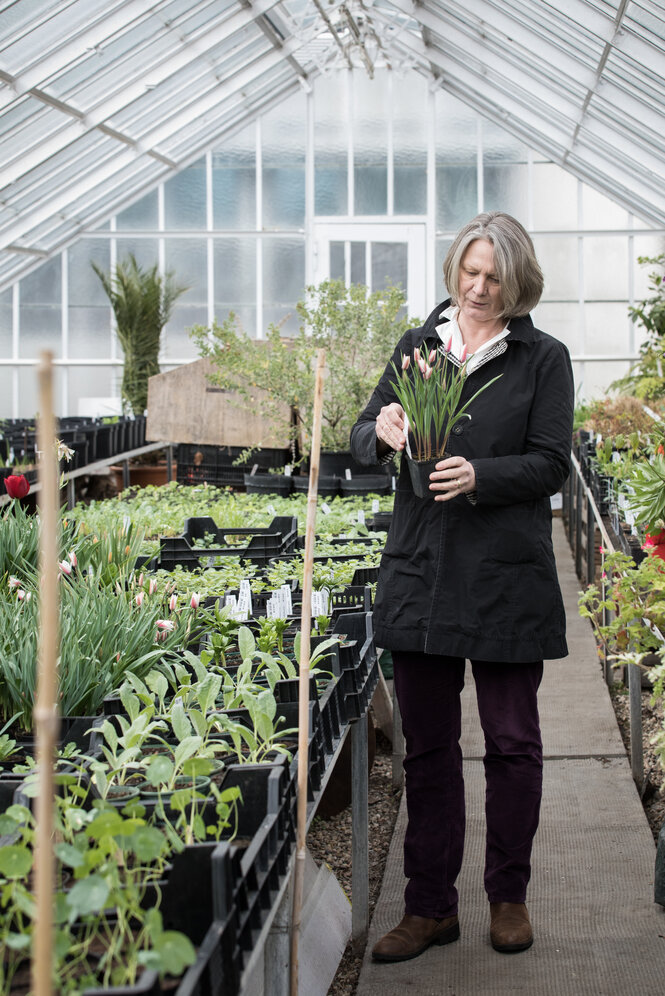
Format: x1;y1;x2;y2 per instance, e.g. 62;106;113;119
350;300;575;663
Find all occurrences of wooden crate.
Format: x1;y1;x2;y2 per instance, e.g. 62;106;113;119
145;358;291;448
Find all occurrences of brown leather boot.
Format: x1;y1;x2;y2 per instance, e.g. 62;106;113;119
371;913;460;962
489;902;533;953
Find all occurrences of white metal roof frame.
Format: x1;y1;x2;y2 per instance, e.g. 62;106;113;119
0;0;663;293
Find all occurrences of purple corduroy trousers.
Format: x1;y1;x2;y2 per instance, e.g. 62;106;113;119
393;651;544;919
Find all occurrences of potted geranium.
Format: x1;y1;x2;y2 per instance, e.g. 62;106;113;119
390;338;501;497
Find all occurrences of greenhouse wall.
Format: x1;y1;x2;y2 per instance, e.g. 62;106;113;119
0;67;663;418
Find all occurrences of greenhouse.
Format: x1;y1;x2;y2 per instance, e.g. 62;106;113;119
1;1;665;994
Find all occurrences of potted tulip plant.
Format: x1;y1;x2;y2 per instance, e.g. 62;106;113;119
390;338;502;497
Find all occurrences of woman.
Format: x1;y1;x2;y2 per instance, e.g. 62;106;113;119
350;212;574;961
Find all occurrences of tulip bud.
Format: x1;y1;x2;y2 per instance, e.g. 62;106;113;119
68;550;77;567
428;349;437;364
190;592;201;609
59;560;72;576
460;343;468;362
156;619;175;631
136;591;144;607
149;579;157;595
417;355;427;374
8;576;21;589
445;336;453;353
169;593;178;612
423;365;433;380
138;573;145;588
4;474;30;500
401;354;410;370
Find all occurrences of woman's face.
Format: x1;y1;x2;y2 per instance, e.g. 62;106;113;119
457;239;504;328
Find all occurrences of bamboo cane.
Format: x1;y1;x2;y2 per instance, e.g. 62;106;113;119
32;352;60;996
290;348;326;996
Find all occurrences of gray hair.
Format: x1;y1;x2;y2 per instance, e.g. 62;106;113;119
443;212;544;317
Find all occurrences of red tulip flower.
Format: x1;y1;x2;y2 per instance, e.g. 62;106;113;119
4;474;30;499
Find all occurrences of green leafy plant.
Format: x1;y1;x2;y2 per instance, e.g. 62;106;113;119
190;279;418;456
92;254;187;415
390;341;502;462
611;254;665;401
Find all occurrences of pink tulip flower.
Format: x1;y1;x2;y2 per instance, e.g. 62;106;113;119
423;365;433;380
401;354;411;371
169;593;178;612
428;349;437;364
68;551;77;567
149;579;157;595
445;335;453;353
156;619;175;631
190;592;201;609
135;591;145;607
59;560;72;576
460;343;468;362
8;576;21;589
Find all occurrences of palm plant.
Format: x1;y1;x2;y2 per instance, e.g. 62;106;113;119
93;254;187;415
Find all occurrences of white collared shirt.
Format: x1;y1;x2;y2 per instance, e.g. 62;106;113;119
436;305;509;373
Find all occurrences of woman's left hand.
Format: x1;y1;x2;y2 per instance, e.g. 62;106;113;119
429;456;476;502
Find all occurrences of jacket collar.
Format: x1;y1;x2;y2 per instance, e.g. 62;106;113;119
423;299;538;344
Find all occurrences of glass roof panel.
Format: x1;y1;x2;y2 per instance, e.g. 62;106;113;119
0;0;663;293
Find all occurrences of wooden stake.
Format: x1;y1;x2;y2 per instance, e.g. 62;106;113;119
290;348;326;996
32;352;60;996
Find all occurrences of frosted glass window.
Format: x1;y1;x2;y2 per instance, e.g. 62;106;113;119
164;158;206;230
436;166;477;231
532;236;579;301
372;243;407;294
115;239;159;270
351;243;365;285
584;303;631;355
18;365;62;418
482;119;528;163
393;73;427;215
435;93;477;164
0;368;12;419
532;302;581;353
330;243;345;282
577;360;630;402
483;164;528;220
394;166;426;214
164;240;207;345
116;190;159;231
213;124;256;230
436;239;454;300
532;164;577;230
163;315;203;362
263;239;305;310
0;288;12;360
19;257;62;359
355;167;387;215
315;73;348;215
67;367;114;416
582;184;630;230
353;71;388;215
68;240;112;359
213;238;256;333
633;237;665;298
263;91;306;166
583;237;628;299
263;169;305;228
164;239;207;307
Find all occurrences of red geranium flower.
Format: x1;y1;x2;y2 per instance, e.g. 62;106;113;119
4;474;30;499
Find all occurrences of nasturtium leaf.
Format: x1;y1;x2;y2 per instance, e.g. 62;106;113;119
153;931;196;976
65;874;110;917
4;931;31;951
0;845;32;878
126;825;166;862
85;808;123;839
54;842;85;868
0;814;18;835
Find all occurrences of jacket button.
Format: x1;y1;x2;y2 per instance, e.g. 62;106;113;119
452;425;463;435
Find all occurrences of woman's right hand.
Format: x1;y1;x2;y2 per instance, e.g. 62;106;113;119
375;402;406;453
